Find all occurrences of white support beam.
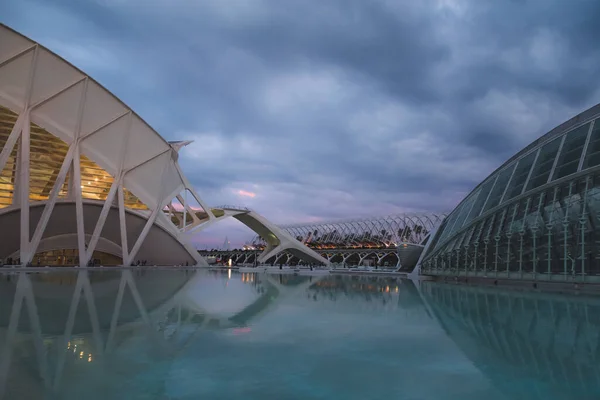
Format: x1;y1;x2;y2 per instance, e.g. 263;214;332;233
125;202;162;266
19;113;30;264
72;145;86;267
28;76;86;110
122;148;170;175
71;78;89;267
182;190;187;229
83;176;121;265
168;203;182;228
176;192;201;230
78;110;129;141
66;162;75;200
118;185;129;265
113;112;132;266
125;155;171;266
0;112;24;175
176;163;215;221
0;45;36;69
27;146;76;262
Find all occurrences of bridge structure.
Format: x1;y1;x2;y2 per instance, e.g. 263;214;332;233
200;247;400;267
201;212;446;271
187;205;330;266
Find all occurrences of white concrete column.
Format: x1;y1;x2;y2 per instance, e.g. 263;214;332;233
72;145;86;267
83;176;121;265
28;146;76;263
117;185;129;265
19;113;30;265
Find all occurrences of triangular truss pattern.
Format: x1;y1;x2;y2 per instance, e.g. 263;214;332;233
163;189;209;232
0;23;219;266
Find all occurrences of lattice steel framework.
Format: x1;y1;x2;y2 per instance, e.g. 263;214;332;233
421;102;600;282
246;213;446;250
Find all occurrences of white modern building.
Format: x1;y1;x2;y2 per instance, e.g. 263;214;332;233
0;23;328;267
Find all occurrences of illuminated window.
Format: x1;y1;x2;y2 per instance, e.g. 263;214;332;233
0;105;147;210
0;107;19;207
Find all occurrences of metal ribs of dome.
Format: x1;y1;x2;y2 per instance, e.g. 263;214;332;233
421;102;600;282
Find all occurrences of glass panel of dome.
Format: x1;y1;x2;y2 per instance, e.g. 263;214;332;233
552;122;590;180
481;163;516;214
525;137;562;192
449;189;479;234
436;208;462;244
425;218;448;254
464;176;496;223
501;149;537;203
582;120;600;170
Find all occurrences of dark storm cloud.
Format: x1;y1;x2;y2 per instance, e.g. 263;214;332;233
223;0;450;101
3;0;600;246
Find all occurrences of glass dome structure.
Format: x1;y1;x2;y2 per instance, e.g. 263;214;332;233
421;102;600;283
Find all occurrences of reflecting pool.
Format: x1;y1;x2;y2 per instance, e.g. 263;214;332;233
0;269;598;399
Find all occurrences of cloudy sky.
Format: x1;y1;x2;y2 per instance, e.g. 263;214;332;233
4;0;600;248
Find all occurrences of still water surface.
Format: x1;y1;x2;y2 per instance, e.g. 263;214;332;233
0;269;598;399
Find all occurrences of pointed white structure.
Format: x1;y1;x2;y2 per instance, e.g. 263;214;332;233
221;236;231;251
0;23;326;267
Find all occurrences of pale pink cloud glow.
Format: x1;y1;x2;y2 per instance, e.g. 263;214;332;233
237;189;256;198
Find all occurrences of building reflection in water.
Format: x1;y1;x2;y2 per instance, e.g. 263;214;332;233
0;269;192;399
1;270;599;399
420;281;600;400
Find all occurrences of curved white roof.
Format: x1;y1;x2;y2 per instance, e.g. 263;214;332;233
0;23;186;211
0;23;331;268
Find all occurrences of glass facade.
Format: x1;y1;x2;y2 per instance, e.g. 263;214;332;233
525;137;561;192
422;112;600;282
0;106;147;210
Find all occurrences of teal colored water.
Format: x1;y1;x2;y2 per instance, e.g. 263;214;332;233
0;269;598;400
